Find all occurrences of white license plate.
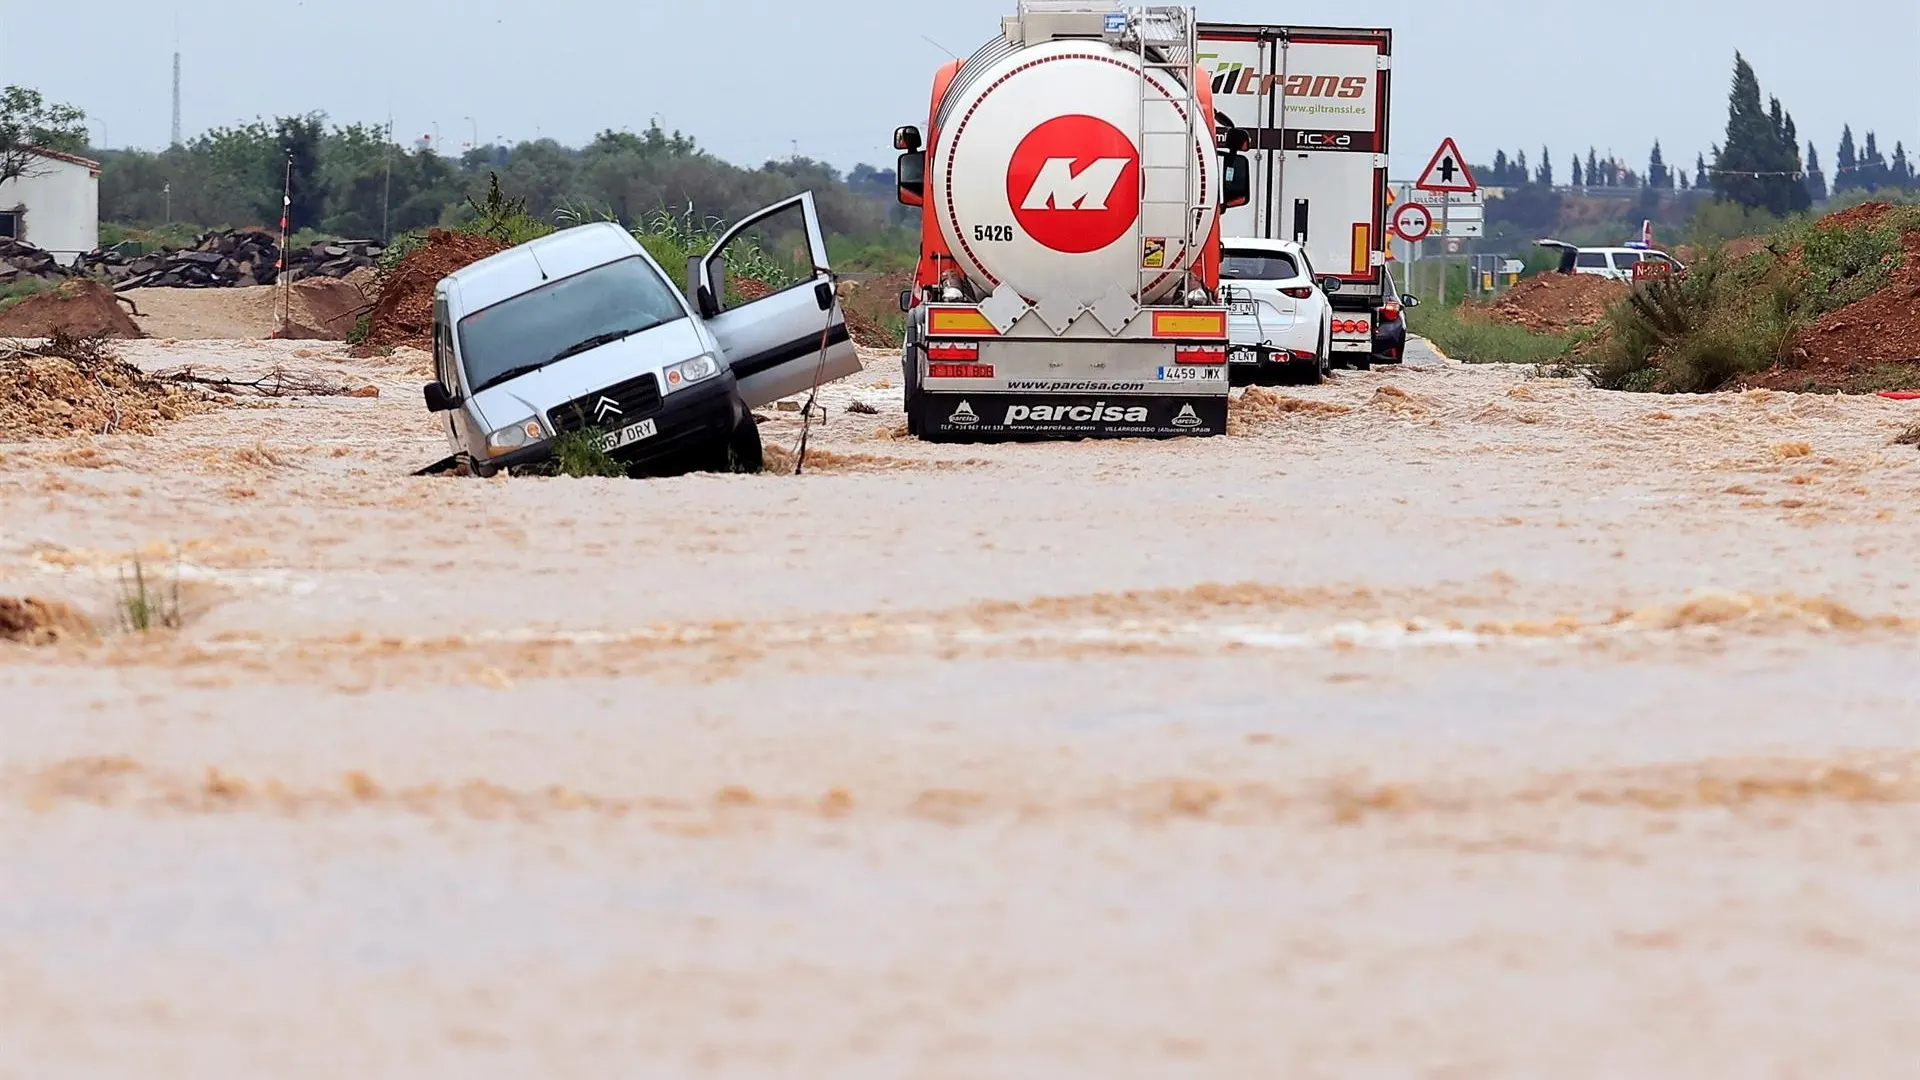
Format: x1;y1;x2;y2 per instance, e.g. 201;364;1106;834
590;417;657;452
1227;347;1259;365
1159;365;1225;382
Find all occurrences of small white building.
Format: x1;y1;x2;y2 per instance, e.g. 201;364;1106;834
0;147;101;260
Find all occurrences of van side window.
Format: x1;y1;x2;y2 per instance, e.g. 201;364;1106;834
1574;251;1609;269
1612;252;1643;270
432;302;455;388
707;201;814;310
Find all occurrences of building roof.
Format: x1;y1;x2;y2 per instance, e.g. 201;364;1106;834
23;146;102;174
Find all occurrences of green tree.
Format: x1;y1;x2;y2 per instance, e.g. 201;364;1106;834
1586;147;1600;187
1804;141;1828;202
0;85;89;187
1710;54;1808;216
1537;145;1553;186
1647;141;1669;189
277;114;326;233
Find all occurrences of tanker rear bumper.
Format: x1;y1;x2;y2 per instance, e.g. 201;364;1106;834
912;391;1228;443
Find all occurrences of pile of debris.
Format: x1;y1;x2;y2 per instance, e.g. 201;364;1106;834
1;329;213;439
1485;273;1629;333
2;232;383;290
0;238;82;287
361;229;506;350
0;279;144;339
82;230;383;290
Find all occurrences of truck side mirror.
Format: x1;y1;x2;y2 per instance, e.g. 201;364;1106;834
1319;275;1343;295
1221;152;1251;209
897;150;926;206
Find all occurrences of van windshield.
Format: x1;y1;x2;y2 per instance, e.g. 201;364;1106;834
457;256;686;394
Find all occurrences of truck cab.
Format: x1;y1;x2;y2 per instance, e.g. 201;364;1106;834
422;197;861;476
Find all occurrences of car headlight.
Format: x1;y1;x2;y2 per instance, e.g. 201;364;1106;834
485;417;546;456
664;352;721;390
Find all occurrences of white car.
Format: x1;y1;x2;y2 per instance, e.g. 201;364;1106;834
1536;239;1685;283
1219;238;1337;386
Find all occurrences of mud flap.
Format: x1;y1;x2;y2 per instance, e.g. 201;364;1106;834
913;393;1228;442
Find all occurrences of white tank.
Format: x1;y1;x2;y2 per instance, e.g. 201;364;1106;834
929;35;1218;308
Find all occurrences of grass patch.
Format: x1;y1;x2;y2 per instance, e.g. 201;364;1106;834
546;427;627;478
1406;302;1588;364
0;277;55;312
117;558;181;633
1591;204;1919;394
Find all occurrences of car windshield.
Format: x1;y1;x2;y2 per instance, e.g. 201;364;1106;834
1221;250;1300;281
457;255;686;393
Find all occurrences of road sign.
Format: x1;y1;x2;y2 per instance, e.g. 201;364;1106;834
1392;202;1433;242
1416;137;1478;193
1410;189;1483;206
1445;237;1463;254
1430;219;1484;238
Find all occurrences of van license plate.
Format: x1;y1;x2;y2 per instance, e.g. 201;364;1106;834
591;418;657;453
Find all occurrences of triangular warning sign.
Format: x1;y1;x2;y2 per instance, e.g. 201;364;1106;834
1415;137;1477;192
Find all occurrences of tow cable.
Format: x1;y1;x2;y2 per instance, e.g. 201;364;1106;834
790;267;841;477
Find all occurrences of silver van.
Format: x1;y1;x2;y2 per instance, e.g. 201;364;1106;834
423;192;863;476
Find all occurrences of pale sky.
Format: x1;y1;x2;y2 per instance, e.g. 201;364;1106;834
6;0;1917;180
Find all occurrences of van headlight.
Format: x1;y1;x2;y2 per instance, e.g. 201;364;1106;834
486;417;546;456
664;352;721;390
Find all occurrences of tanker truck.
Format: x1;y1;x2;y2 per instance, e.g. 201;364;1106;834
890;2;1255;441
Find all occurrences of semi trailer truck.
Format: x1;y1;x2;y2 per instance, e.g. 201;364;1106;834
1197;22;1395;368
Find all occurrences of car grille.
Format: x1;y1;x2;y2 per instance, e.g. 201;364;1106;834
547;373;661;434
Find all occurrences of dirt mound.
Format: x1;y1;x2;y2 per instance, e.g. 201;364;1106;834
363;230;507;349
0;279;144;339
0;596;93;645
1819;201;1894;232
0;332;213;440
1786;223;1920;384
1485;274;1628;333
840;271;911;349
281;278;370;340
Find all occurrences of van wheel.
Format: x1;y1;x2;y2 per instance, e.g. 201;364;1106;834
725;411;764;474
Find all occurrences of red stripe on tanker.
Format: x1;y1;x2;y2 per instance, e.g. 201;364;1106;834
930;42;1218;308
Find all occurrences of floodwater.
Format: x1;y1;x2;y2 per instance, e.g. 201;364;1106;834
4;337;1920;1077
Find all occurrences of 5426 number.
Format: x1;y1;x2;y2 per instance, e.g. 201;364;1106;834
973;224;1014;242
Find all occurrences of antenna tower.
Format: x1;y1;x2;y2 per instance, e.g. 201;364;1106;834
171;52;182;147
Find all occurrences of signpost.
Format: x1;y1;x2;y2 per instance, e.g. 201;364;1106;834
1414;137;1479;307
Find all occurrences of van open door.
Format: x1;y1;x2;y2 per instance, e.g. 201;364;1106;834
692;191;862;408
1535;238;1579;275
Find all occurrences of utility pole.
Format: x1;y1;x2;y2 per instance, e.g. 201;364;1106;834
170;13;182;148
381;113;394;243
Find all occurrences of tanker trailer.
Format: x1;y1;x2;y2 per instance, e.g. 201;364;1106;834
890;2;1253;441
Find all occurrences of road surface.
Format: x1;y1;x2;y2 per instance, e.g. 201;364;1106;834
4;336;1919;1078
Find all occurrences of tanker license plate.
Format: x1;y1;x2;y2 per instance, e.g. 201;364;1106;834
1159;365;1225;382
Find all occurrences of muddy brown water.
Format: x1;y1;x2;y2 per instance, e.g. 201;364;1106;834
4;338;1920;1077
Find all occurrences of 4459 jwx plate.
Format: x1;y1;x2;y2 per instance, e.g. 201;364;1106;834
1159;365;1226;382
